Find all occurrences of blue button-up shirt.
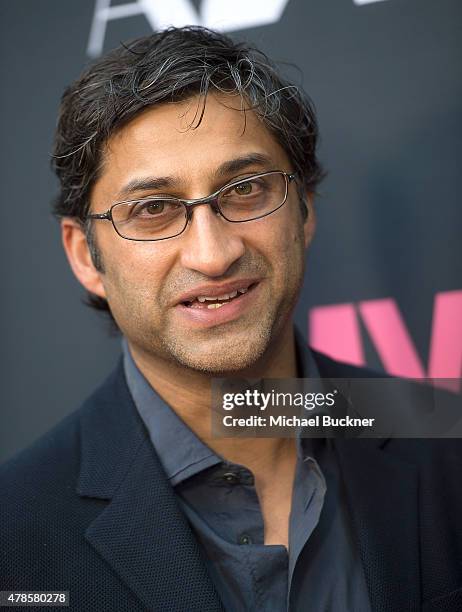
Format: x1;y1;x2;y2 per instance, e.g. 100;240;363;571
123;333;371;611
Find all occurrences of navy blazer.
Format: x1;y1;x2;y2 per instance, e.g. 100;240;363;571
1;352;462;612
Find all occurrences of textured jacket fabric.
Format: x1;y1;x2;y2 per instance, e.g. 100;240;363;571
1;351;462;612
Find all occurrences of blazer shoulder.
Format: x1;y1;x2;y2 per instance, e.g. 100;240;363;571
0;405;81;492
0;403;84;572
0;361;125;512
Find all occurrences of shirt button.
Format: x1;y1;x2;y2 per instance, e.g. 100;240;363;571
223;472;240;484
239;534;252;545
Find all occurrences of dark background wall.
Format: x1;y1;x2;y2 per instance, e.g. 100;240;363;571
1;0;461;463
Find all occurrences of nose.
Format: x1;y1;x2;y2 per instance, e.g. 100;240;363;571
179;203;245;277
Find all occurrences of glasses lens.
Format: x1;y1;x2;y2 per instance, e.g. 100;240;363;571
112;199;187;240
218;172;287;222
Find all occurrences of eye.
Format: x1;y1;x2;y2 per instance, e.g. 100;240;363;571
143;201;165;215
233;181;253;196
130;200;167;218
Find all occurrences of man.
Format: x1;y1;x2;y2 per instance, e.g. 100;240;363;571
1;27;461;612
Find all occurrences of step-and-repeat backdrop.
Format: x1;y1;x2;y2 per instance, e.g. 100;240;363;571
1;0;460;461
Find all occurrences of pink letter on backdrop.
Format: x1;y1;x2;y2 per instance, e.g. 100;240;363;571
359;292;462;392
309;291;462;393
427;290;462;392
309;303;365;366
358;298;426;378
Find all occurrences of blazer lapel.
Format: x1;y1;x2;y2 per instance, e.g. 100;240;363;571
334;439;421;611
77;362;223;611
314;350;421;611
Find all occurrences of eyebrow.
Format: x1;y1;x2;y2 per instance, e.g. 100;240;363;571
214;152;274;178
115;152;275;200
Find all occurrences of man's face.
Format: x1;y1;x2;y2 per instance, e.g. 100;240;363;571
81;94;314;373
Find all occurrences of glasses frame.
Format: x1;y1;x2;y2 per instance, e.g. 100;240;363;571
85;170;296;242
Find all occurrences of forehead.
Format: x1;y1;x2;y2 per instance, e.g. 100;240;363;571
97;93;290;195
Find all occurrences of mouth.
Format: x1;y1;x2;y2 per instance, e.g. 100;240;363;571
181;282;258;310
175;281;261;328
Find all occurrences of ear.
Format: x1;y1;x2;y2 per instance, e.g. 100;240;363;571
61;218;107;299
303;194;316;248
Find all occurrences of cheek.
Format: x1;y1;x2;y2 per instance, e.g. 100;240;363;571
274;218;306;279
101;241;175;307
268;210;305;255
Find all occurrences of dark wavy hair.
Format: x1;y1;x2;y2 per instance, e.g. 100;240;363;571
51;26;324;319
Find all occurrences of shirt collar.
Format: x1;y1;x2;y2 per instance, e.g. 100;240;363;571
123;329;321;485
122;338;220;485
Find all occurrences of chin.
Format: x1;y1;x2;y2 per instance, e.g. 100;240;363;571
162;325;273;374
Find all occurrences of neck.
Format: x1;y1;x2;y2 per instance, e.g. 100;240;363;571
128;325;298;471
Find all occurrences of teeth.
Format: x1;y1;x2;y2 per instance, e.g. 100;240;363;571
197;290;240;301
207;303;224;309
193;286;250;303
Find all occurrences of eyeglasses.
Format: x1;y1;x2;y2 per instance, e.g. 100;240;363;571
86;170;296;241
